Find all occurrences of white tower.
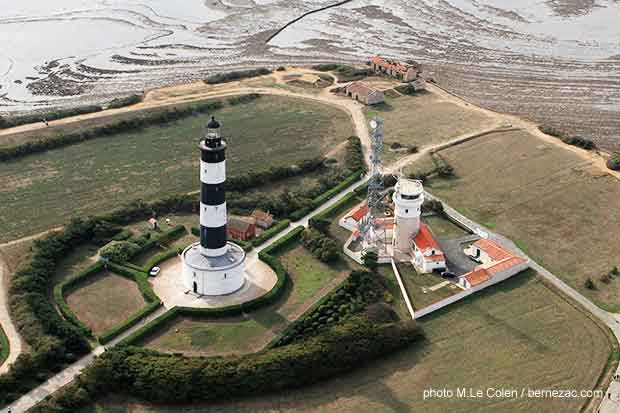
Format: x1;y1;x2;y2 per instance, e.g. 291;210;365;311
392;178;424;252
182;117;246;296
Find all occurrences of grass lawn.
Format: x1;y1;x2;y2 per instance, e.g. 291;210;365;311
422;214;469;239
397;263;459;309
275;243;351;318
364;91;498;164
425;129;620;311
0;95;354;243
83;271;613;413
140;309;288;357
66;271;146;335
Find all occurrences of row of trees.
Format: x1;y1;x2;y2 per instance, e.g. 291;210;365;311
0;100;225;162
302;228;340;262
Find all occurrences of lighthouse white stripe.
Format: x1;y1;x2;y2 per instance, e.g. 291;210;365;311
200;202;227;227
200;160;226;185
200;244;228;257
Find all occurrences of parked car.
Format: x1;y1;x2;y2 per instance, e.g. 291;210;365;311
149;266;161;276
441;271;457;279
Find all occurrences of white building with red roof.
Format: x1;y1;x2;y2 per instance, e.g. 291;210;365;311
460;240;528;289
339;202;369;232
411;223;447;273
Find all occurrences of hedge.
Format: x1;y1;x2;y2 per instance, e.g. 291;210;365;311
288;170;363;221
0;105;103;129
97;262;162;344
0;323;10;369
607;153;620;171
0;101;225;162
53;262;106;337
34;315;421;412
227;93;261;106
106;263;159;303
251;219;290;246
538;125;596;150
142;247;183;274
270;271;383;347
106;93;143;109
98;301;161;345
308;191;357;227
204;68;272;84
120;229;303;346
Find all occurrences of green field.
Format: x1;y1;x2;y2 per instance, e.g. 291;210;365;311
425;129;620;311
88;271;612;413
140;310;287;357
0;95;354;242
397;263;458;309
66;271;146;335
422;214;469;239
364;91;498;163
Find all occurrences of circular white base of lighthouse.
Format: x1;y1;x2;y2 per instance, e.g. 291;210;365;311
182;242;246;296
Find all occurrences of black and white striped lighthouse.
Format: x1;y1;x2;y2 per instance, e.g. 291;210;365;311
182;116;246;296
199;116;228;257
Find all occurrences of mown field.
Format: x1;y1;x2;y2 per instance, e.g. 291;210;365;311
425;129;620;311
66;271;146;335
364;91;499;163
0;95;354;242
81;271;612;413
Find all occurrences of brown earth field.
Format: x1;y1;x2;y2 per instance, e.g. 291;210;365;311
425;129;620;311
78;270;614;413
65;271;146;335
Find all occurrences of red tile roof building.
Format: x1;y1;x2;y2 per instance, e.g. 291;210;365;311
460;240;528;289
412;223;446;273
372;56;419;82
345;82;385;105
227;216;256;241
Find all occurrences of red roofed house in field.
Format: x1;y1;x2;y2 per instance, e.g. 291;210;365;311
372;56;419;82
460;240;528;289
251;209;274;229
339;202;369;231
411;223;446;273
345;82;385;105
227;216;256;241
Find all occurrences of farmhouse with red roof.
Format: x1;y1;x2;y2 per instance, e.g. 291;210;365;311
372;56;420;82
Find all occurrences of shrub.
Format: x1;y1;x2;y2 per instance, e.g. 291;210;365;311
585;277;595;289
251;219;290;246
600;274;611;284
302;228;339;262
311;63;340;72
607;153;620;171
35;315;421;412
204;68;272;84
99;241;141;263
276;66;286;71
271;271;386;347
227;93;261;106
0;105;103;129
107;93;143;109
344;136;366;172
362;250;379;270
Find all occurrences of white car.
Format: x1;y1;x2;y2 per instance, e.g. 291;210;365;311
149;266;161;276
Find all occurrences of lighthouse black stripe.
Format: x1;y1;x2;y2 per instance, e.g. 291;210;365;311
201;183;225;205
200;225;227;249
201;148;226;163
